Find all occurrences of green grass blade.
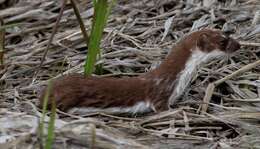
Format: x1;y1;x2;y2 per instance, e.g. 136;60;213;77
84;0;109;75
105;0;116;22
0;22;21;30
90;124;96;149
38;81;52;147
45;98;56;149
93;0;97;9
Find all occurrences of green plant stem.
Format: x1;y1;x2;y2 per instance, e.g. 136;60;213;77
45;98;56;149
84;0;109;75
39;81;52;148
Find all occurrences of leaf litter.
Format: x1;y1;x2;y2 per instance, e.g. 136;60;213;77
0;0;260;148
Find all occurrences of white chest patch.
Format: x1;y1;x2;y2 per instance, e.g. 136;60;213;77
168;49;225;106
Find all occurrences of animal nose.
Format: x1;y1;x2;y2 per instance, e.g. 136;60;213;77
226;37;240;52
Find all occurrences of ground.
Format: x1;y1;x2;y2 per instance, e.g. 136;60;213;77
1;0;260;148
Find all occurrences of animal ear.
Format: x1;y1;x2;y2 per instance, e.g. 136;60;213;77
196;33;211;51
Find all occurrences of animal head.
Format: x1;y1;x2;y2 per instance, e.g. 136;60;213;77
185;29;240;53
167;29;240;107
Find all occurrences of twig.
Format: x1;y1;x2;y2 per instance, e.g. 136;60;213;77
215;59;260;85
258;76;260;97
225;98;260;103
239;41;260;47
201;84;215;112
140;109;182;125
138;124;213;141
201;59;260;112
83;112;140;121
34;0;66;77
0;18;4;68
56;109;83;119
70;0;89;43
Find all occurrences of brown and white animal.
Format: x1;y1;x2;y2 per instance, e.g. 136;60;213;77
39;29;240;115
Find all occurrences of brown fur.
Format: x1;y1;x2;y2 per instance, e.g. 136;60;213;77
39;29;240;113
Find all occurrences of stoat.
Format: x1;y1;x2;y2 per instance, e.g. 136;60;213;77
39;29;240;115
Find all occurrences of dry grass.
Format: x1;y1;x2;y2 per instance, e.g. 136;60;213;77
0;0;260;148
